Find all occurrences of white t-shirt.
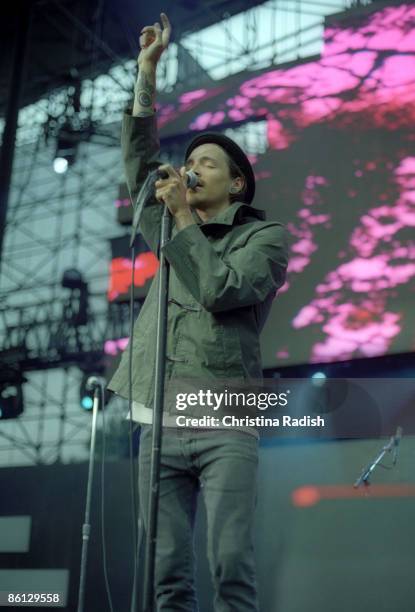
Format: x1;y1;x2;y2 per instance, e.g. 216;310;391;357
130;401;259;439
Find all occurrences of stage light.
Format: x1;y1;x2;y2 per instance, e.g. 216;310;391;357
61;269;89;326
53;157;69;174
81;395;94;411
311;371;327;387
79;372;97;411
79;370;107;411
0;385;24;419
61;268;86;290
52;123;80;174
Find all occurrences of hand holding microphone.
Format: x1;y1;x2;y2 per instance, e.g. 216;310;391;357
157;167;198;189
154;164;198;217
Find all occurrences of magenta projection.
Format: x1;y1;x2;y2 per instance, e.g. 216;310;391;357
156;4;415;365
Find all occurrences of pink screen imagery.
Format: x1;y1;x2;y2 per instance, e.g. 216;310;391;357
154;3;415;367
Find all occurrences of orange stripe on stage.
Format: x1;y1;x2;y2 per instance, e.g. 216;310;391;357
292;484;415;507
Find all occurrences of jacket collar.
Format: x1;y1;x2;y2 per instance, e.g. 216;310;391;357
192;201;266;228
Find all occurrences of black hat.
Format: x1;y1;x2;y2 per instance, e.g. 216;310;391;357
185;132;256;204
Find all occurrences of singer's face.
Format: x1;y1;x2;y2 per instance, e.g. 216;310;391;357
184;144;233;209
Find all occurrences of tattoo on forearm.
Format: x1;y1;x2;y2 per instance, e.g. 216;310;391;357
138;91;152;107
135;71;155;108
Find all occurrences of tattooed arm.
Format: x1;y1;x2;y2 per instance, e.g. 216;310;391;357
133;64;156;117
121;14;172;252
133;13;171;117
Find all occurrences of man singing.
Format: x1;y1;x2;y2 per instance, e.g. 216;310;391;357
108;12;289;612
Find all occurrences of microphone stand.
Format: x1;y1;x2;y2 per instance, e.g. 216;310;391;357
129;180;172;612
77;384;103;612
354;426;403;489
128;174;157;612
142;205;171;612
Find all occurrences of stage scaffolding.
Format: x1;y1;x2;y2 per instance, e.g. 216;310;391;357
0;0;366;466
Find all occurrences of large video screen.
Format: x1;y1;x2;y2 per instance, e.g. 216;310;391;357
153;3;415;368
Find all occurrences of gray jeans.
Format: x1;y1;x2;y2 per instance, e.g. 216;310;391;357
138;425;259;612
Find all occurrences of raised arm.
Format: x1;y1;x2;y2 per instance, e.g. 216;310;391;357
133;13;171;117
121;13;171;254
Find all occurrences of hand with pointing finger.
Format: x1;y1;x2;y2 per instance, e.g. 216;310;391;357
138;12;171;67
133;13;171;116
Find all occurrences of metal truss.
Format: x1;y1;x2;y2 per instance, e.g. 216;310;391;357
0;0;375;467
0;367;132;466
0;294;143;465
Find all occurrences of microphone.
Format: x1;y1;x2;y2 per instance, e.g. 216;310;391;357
157;168;198;189
392;426;403;465
85;376;106;391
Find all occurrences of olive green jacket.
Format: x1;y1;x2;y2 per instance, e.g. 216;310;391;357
107;112;289;417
